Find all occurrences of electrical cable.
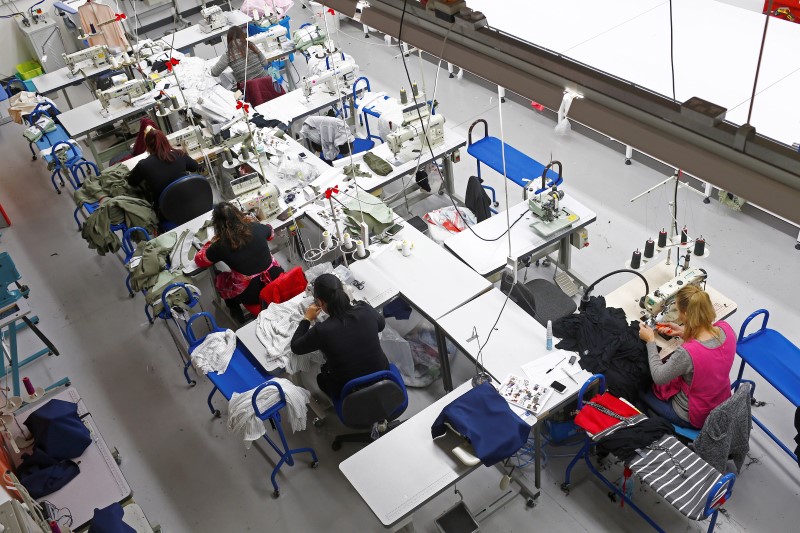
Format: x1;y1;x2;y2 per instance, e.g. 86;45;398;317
667;0;676;101
581;269;650;307
747;0;774;125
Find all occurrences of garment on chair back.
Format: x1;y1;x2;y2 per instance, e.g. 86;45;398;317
24;399;92;460
465;175;491;222
81;196;159;255
260;266;307;306
242;76;285;108
301;116;354;160
88;503;136;533
73;164;137;206
431;382;530;467
694;383;752;473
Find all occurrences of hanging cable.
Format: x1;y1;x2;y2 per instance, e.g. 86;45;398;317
668;0;676;101
747;0;774;124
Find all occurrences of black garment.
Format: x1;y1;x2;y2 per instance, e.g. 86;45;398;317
127;152;199;205
553;296;652;402
291;302;389;399
795;407;800;469
465;175;491;222
206;223;281;306
596;416;674;462
18;448;80;499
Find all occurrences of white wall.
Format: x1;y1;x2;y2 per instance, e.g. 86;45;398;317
715;0;765;12
1;0;70;79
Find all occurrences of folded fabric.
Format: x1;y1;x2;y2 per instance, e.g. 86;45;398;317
17;448;80;499
431;382;530;467
191;329;237;374
255;299;325;373
260;267;308;307
596;415;674;462
383;298;412;320
573;392;647;440
88;503;136;533
227;378;311;447
128;231;178;293
24;399;92;460
363;152;392;176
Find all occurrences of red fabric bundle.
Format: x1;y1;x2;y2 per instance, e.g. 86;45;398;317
574;392;641;436
241;76;285;108
259;267;307;307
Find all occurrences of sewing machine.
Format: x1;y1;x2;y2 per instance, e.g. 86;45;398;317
234;181;281;219
643;267;708;324
526;185;580;237
199;6;226;34
63;45;110;77
167;126;206;153
386;113;445;160
95;79;150;113
293;24;326;51
301;62;358;98
247;25;288;53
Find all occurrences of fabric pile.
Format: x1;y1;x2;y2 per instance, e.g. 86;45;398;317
693;383;752;473
553;296;651;402
255;298;326;373
191;329;237;375
228;378;311;447
363;152;392;176
81;196;159;255
88;502;135;533
73;164;139;206
343;189;395;237
301;116;354;161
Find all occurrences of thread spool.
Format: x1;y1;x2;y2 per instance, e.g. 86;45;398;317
223;147;233;165
680;226;689;245
343;232;352;248
658;228;668;248
694;237;706;256
322;231;333;249
171;95;180;109
400;88;407;104
643;238;655;258
240;144;250;160
412;82;419;96
401;240;412;257
89;23;96;34
49;521;62;533
155;101;164;115
355;240;366;258
23;377;35;396
630;249;641;269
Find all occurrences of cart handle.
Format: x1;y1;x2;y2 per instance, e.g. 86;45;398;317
468;119;488;146
252;381;287;419
577;374;606;410
738;309;769;342
186;312;220;344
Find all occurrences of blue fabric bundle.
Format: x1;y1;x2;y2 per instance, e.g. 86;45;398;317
23;399;91;460
88;503;136;533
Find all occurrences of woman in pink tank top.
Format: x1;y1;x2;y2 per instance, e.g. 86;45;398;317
639;285;736;429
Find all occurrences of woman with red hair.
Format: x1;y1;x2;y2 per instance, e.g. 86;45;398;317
127;127;199;216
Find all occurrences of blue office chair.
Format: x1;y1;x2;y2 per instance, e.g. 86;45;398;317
157;174;213;231
331;364;408;450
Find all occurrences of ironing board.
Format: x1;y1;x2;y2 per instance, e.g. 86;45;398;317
732;309;800;462
562;374;735;533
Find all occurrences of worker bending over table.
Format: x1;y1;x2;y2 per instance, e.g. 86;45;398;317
195;202;284;322
127;127;199;221
291;274;390;400
638;285;736;429
211;26;272;85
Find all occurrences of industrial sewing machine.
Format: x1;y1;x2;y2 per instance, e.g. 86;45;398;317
231;172;281;218
301;61;358;98
167;126;207;153
247;25;288;53
643;267;708;325
386;87;446;162
523;161;580;237
63;45;110;77
199;6;226;33
95;79;150;114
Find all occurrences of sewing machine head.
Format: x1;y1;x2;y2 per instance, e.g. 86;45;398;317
301;61;358;98
293;24;326;51
247;25;288;53
235;182;281;219
386;111;446;158
167;126;206;153
643;267;708;324
199;5;226;33
528;186;564;223
62;45;110;76
95;79;149;112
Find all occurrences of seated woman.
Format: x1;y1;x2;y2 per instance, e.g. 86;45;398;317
194;202;283;321
127;127;198;219
210;26;271;86
290;274;390;400
638;285;736;429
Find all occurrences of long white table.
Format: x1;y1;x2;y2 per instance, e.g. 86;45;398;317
254;86;351;135
157;10;252;52
32;62;113;108
443;198;596;277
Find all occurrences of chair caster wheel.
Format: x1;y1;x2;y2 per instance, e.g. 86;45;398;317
526;498;535;508
331;441;342;451
112;448;122;465
313;417;324;427
703;197;711;204
32;156;37;161
56;190;62;195
213;410;221;418
189;380;197;388
624;159;632;165
311;461;319;469
493;202;499;207
560;483;570;495
272;490;280;499
795;242;800;250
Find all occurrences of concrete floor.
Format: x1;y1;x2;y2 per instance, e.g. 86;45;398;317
1;4;799;532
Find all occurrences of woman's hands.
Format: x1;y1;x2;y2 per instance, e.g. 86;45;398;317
639;323;656;343
304;303;322;321
656;322;684;337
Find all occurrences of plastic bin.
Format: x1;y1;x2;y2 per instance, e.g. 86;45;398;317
16;60;43;81
13;75;37;93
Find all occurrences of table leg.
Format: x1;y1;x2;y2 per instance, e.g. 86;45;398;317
534;422;542;490
440;153;455;196
61;88;74;109
435;324;453;392
8;322;20;397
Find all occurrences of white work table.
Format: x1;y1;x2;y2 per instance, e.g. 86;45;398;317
254;87;351;131
32;62;113;100
443;197;596;277
157;11;252;52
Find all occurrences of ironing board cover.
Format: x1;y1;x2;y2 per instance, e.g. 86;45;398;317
737;329;800;406
467;136;560;188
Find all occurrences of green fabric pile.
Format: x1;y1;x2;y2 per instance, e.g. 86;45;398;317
343;189;395;237
128;232;179;293
74;164;142;206
81;196;159;255
718;190;746;211
363;152;392;176
343;163;371;179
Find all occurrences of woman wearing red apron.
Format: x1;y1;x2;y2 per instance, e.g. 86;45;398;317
639;285;736;429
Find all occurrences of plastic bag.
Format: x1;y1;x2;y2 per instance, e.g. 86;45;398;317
402;322;458;388
380;324;414;381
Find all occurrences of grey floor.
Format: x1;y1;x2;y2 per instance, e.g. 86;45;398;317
2;5;800;532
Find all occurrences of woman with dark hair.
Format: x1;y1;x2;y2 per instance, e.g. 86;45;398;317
210;26;271;84
291;273;389;399
127;126;199;210
194;202;283;320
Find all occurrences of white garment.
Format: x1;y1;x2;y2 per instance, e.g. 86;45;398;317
227;378;310;447
254;299;326;373
191;329;236;374
194;84;239;125
301;116;354;160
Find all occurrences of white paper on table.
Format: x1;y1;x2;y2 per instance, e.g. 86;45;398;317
520;349;578;381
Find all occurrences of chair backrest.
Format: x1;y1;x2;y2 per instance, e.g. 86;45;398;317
337;365;408;429
500;272;537;319
158;174;213;226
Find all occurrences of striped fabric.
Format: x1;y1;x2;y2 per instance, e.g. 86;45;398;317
629;435;727;521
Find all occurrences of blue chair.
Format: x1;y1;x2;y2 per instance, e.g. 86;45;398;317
330;364;408;451
121;226;149;299
46;140;86;194
186;312;319;497
155;283;202;385
157;174;213;231
70;160;102;229
352;76;385;145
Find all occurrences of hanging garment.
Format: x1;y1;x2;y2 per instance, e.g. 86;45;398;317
431;382;531;467
88;503;136;533
17;449;80;499
465;175;491;222
553;296;651;402
81;196;158;255
191;329;237;375
693;383;752;473
227;378;310;447
300;116;354;161
78;2;129;51
242;76;285;108
255;299;326;373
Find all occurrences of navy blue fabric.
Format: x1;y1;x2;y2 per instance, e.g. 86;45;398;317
88;503;136;533
17;448;80;499
23;399;91;460
382;298;412;320
431;382;530;467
